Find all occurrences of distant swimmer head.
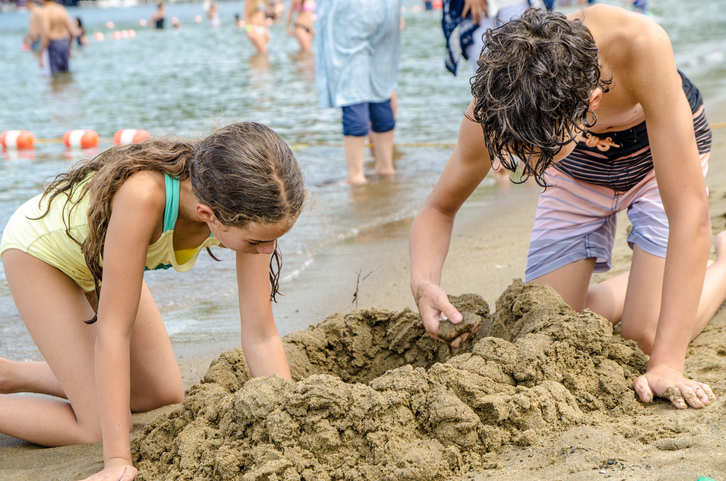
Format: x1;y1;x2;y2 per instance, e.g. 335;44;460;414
469;8;611;187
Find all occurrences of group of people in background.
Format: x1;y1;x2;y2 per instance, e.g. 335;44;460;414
6;1;719;480
23;0;86;75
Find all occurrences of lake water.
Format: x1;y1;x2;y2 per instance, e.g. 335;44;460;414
0;0;724;360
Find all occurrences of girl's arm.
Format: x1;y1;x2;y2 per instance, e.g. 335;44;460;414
409;101;491;343
627;17;712;408
39;12;50;67
86;173;165;480
235;250;291;379
244;0;253;25
286;0;297;33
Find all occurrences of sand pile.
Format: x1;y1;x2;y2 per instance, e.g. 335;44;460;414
132;280;650;480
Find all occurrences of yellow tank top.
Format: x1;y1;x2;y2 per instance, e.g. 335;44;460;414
0;173;220;291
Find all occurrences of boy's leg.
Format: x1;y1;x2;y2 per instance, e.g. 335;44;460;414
369;99;396;176
588;234;726;348
342;103;371;185
526;169;618;308
530;257;596;311
616;245;665;354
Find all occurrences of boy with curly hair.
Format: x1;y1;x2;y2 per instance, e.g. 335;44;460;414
410;5;723;410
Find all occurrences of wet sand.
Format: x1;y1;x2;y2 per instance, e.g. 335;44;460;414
2;103;726;480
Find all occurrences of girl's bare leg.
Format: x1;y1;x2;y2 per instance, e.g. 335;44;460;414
294;28;312;51
0;250;184;446
0;359;64;397
0;250;103;445
248;31;268;54
1;282;182;412
128;281;184;412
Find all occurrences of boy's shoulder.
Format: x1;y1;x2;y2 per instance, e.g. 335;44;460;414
578;5;668;70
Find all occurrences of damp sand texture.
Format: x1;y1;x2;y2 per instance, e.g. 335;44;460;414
131;280;656;480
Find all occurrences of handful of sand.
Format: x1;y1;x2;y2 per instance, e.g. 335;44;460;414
435;311;481;343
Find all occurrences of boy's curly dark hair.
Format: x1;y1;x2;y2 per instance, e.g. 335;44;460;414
469;8;610;186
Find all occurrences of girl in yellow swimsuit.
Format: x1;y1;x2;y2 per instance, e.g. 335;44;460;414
0;122;305;481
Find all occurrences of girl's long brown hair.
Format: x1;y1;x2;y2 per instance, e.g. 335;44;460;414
37;122;305;323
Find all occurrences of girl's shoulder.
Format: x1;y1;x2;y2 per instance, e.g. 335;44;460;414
111;170;167;214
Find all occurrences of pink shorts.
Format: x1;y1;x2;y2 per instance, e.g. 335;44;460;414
525;151;710;282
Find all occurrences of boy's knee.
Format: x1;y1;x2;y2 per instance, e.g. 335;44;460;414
619;323;654;355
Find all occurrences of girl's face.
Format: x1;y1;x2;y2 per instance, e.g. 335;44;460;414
208;218;293;255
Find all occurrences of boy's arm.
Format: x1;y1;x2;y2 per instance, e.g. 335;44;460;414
409;101;491;343
235;250;291;379
627;18;713;409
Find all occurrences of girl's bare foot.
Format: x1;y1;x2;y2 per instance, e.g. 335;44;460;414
714;231;726;261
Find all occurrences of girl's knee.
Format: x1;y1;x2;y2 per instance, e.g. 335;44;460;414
75;423;103;444
132;379;184;412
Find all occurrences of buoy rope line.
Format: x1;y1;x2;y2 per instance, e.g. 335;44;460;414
3;122;725;151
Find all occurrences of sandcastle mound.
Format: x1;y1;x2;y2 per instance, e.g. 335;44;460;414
132;280;649;480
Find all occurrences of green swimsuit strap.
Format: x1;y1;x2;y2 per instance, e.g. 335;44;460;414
163;174;180;233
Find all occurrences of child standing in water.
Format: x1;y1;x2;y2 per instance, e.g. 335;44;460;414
0;122;305;481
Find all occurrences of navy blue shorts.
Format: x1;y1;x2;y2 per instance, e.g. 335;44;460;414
341;100;396;137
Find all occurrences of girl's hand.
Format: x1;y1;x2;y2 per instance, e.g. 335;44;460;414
413;281;467;346
286;27;292;36
82;459;138;481
633;364;716;410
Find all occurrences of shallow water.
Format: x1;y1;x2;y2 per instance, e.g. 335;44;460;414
0;0;724;360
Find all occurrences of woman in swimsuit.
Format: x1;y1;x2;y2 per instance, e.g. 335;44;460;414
245;0;271;54
286;0;315;52
0;122;305;481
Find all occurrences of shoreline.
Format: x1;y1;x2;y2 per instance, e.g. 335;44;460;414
2;101;726;479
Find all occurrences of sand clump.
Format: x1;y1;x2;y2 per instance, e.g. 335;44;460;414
132;280;653;480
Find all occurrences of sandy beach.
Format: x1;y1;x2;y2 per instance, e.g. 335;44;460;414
2;100;726;480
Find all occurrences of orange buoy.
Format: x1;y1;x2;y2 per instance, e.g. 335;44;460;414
113;129;150;145
1;130;35;150
63;130;99;149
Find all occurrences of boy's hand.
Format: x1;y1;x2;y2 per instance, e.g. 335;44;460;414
633;365;716;410
414;281;466;345
462;0;488;24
